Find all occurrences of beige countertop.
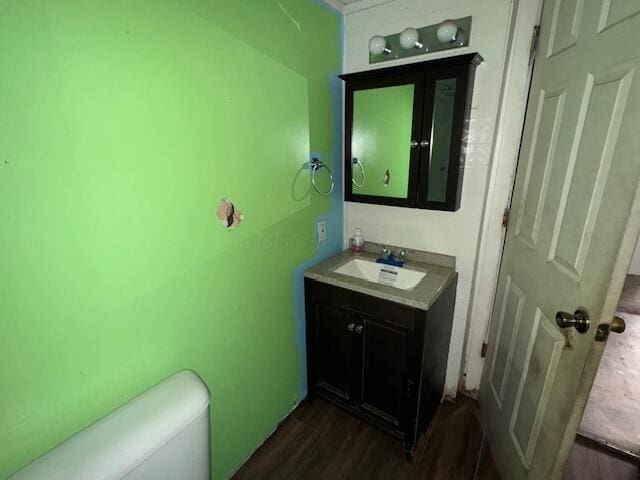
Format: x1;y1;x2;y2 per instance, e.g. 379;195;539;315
304;244;457;311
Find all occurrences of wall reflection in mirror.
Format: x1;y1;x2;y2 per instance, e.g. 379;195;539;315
351;84;413;198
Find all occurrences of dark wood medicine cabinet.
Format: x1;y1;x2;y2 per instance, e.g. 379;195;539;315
340;53;483;211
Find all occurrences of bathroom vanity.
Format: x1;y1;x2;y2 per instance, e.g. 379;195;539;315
304;244;456;460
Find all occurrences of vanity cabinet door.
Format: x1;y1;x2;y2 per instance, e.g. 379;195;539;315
358;313;410;428
308;299;359;403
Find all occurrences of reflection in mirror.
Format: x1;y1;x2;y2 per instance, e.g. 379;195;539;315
427;77;456;203
351;84;414;198
352;158;365;187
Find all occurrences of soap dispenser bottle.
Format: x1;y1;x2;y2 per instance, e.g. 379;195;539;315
351;227;364;254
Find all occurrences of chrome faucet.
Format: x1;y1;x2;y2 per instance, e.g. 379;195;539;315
379;246;407;264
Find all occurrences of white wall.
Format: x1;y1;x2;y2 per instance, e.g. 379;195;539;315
343;0;516;396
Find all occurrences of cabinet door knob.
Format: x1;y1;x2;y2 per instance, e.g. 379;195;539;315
355;325;363;334
410;140;419;148
420;140;430;147
347;323;355;332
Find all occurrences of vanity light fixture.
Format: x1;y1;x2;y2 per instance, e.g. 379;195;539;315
368;35;391;56
368;16;472;64
437;20;465;45
399;27;423;50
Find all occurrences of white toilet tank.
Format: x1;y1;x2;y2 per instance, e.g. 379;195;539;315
10;370;211;480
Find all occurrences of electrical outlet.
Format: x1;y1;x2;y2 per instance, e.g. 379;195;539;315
316;220;327;243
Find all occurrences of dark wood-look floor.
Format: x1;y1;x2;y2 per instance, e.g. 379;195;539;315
564;437;640;480
233;395;499;480
233;395;639;480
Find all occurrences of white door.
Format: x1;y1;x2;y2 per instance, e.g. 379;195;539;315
479;1;640;479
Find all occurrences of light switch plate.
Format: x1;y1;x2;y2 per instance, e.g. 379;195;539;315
316;220;327;243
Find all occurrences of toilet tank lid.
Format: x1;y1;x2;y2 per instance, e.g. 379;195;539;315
10;369;210;480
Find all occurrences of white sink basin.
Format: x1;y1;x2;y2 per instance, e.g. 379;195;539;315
333;258;426;291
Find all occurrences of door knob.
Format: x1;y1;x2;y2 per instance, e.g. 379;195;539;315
595;316;626;342
555;308;590;333
420;140;430;147
355;325;363;334
347;323;355;332
410;140;419;148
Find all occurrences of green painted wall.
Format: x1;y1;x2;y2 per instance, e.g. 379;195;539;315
351;84;413;198
0;1;341;478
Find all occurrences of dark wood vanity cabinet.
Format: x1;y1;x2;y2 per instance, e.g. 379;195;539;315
304;277;456;459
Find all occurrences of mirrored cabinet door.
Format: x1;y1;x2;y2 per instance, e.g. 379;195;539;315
418;65;471;210
345;74;423;207
426;78;457;202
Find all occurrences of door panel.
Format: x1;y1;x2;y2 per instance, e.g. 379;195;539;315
360;314;409;426
479;1;640;479
508;308;564;468
488;275;525;411
598;1;640;32
549;67;633;279
514;88;565;248
546;0;584;57
314;301;355;401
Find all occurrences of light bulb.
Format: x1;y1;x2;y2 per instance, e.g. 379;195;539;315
437;20;459;44
368;35;390;55
399;27;423;50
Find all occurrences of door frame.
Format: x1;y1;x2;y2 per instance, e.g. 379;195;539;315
462;0;544;392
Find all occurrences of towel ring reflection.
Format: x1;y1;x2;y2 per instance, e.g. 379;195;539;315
310;158;334;196
352;158;365;188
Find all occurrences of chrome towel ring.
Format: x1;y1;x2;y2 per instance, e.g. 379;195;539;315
310;157;334;196
352;158;365;188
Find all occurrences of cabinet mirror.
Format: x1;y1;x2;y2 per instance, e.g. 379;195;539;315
351;83;415;199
